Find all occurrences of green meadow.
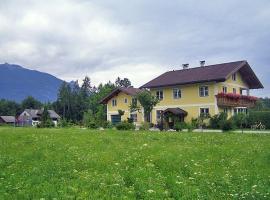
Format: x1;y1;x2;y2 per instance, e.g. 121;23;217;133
0;127;269;199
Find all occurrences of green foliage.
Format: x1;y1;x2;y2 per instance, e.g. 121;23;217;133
139;122;150;130
252;98;270;111
58;119;73;128
115;77;132;88
210;112;228;129
221;119;235;131
21;96;42;110
174;121;187;132
118;109;125;116
135;90;159;122
38;106;54;128
116;121;135;130
186;123;195;132
247;111;270;129
0;128;270;199
231;113;248;129
0;99;21;116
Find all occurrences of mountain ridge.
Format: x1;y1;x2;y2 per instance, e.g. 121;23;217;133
0;63;64;102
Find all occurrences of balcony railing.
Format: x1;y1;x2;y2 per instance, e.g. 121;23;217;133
216;93;258;108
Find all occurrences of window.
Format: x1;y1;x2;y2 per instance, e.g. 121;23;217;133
232;73;236;81
130;113;137;122
199;86;209;97
234;108;248;115
200;108;209;116
233;88;237;94
112;99;117;107
156;110;163;121
124;98;128;103
222;86;227;93
132;98;137;105
156;90;163;100
173;88;181;99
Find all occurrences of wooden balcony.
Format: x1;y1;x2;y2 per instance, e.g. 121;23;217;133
216;93;258;108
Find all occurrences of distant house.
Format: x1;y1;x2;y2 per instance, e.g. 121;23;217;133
18;109;61;126
0;116;15;125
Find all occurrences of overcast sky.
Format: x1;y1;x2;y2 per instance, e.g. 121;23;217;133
0;0;269;96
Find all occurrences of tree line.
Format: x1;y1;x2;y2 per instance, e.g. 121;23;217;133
0;76;132;126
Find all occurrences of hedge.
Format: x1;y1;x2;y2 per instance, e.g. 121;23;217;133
248;111;270;129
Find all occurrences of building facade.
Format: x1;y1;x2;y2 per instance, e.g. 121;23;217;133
101;61;263;127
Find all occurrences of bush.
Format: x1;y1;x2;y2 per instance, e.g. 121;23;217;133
100;121;113;129
221;119;235;131
87;121;99;129
139;122;150;130
247;111;270;129
210;112;227;129
37;119;55;128
174;121;186;132
58;119;73;128
231;113;248;129
116;121;135;130
186;123;195;132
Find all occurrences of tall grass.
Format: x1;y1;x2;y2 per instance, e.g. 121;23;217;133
0;127;269;199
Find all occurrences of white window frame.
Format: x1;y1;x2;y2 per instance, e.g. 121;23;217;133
156;90;164;100
200;107;209;116
132;98;137;105
199;86;209;97
232;73;236;81
172;88;181;99
112;99;117;107
124;98;128;103
222;86;227;93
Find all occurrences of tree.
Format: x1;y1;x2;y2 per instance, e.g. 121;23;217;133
81;76;92;97
115;77;132;88
39;106;54;128
0;99;21;116
21;96;42;110
130;90;159;122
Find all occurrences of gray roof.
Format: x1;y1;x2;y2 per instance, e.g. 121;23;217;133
0;116;15;123
22;109;61;119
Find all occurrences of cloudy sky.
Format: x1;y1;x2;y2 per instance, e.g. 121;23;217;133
0;0;269;96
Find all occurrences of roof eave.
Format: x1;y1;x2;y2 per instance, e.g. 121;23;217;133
140;78;226;89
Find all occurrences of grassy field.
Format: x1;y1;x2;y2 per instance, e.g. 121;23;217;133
0;127;269;199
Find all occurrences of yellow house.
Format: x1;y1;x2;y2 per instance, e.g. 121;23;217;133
100;87;144;125
101;60;263;127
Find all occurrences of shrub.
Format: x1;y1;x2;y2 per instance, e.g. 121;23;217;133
210;112;227;129
174;121;186;132
139;122;150;130
186;123;195;132
37;119;55;128
221;119;235;132
87;121;99;129
58;119;72;128
247;111;270;129
101;121;113;129
231;113;248;129
116;121;135;130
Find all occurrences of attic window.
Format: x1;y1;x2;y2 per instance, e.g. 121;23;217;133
232;73;236;81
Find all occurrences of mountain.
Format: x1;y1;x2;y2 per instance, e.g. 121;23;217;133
0;63;64;102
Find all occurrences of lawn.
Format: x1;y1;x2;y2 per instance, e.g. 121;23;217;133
0;127;269;199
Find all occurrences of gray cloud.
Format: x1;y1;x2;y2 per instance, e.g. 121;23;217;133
0;0;269;96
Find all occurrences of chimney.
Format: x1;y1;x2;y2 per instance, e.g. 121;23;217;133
182;63;189;69
200;60;205;67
